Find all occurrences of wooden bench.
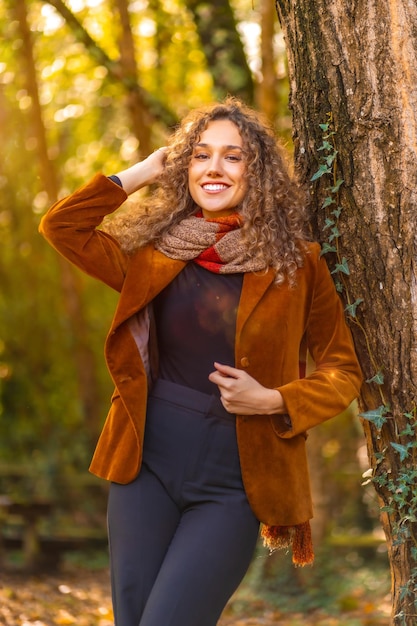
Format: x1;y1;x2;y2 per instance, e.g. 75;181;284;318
0;495;54;569
0;472;108;571
0;494;108;570
0;530;108;570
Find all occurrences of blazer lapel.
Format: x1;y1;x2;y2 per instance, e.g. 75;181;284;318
236;270;275;341
111;246;186;330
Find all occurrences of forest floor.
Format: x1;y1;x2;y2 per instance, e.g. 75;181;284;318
0;550;392;626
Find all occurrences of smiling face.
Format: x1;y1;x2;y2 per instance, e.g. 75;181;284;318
188;119;247;218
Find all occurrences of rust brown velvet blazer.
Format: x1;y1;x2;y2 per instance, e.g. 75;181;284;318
40;174;362;528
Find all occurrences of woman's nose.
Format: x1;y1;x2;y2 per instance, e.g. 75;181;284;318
206;156;223;176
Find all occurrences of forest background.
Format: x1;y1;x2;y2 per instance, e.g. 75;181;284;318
0;0;391;623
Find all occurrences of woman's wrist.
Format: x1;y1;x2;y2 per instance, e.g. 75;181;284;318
264;388;287;415
115;161;156;195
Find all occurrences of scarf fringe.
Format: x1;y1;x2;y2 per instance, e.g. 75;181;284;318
261;521;314;567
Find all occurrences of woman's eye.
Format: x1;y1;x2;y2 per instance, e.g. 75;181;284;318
192;152;242;162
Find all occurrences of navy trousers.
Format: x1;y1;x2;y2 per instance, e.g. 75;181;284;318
107;379;260;626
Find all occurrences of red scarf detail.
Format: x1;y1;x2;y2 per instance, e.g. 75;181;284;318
193;211;243;273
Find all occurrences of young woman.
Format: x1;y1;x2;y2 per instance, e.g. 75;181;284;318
40;98;362;626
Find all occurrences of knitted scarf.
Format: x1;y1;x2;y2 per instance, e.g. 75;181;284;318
156;211;266;274
157;211;314;566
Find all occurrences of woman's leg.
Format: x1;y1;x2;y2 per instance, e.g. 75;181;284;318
138;485;259;626
109;380;259;626
107;465;181;626
138;382;260;626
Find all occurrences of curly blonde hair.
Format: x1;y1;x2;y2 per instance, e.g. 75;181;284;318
104;97;310;285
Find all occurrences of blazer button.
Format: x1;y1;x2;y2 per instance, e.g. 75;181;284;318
240;357;250;368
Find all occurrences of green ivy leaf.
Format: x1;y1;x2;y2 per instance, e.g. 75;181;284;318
360;405;389;430
311;164;332;181
380;505;395;514
319;123;330;131
366;371;384;385
321;196;335;209
345;298;364;318
399;423;414;437
330;179;344;193
326;152;337;167
390;442;410;461
323;217;335;230
328;226;340;242
318;140;333;152
335;281;343;293
399;585;413;602
331;257;350;275
320;242;337;256
373;472;387;486
331;206;342;219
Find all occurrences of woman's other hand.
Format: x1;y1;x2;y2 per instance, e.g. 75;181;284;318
208;362;287;415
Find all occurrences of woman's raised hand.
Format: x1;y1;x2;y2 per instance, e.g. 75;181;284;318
115;147;167;195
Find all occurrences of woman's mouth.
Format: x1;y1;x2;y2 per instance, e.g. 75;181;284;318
201;183;230;192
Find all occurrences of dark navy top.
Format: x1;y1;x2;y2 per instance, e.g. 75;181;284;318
154;263;243;396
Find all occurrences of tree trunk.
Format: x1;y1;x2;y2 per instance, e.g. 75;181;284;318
111;0;152;156
13;0;103;445
13;1;58;204
257;0;279;122
185;0;254;103
275;1;417;623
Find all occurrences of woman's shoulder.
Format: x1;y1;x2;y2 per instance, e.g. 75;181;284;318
300;240;322;262
296;240;330;283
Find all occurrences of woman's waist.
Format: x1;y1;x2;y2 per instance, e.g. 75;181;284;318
149;378;234;422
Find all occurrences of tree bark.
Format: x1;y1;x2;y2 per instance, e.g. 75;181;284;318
275;1;417;623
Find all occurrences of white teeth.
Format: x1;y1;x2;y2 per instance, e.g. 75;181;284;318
202;184;228;191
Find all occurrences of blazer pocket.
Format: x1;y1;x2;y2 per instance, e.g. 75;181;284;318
269;415;308;440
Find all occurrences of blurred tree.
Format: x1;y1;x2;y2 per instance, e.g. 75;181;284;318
185;0;254;103
110;0;152;154
257;0;278;121
10;0;105;454
13;0;59;203
276;0;417;622
45;0;177;153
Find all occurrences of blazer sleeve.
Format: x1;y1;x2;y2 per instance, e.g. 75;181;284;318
39;174;129;292
276;249;363;437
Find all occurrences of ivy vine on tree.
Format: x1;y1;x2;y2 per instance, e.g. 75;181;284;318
313;117;417;625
